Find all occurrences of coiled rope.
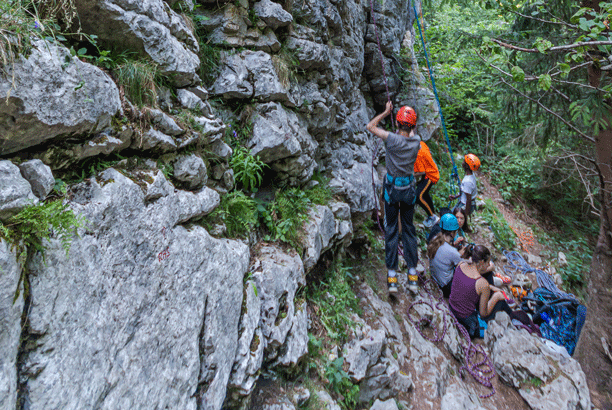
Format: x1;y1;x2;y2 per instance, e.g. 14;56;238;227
406;275;496;398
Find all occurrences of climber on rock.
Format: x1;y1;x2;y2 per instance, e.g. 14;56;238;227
367;101;421;295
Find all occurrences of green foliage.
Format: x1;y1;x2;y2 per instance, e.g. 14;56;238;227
197;39;221;85
114;60;159;108
0;200;84;255
535;226;592;291
307;261;360;343
258;187;310;247
305;175;333;206
479;199;516;251
324;357;360;410
60;154;126;184
215;191;258;238
230;147;268;192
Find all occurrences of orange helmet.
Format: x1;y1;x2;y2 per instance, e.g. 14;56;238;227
464;154;481;171
396;106;417;127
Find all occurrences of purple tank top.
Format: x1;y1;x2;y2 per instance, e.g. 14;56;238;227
449;264;480;319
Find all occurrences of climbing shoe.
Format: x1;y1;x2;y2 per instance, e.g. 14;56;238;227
408;268;419;294
423;214;440;229
387;276;398;294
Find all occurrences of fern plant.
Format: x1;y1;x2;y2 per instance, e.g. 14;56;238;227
259;187;310;248
230;147;268;192
217;191;257;238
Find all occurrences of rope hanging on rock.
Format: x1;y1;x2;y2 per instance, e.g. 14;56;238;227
411;0;461;204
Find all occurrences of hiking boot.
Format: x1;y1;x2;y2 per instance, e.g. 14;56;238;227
423;214;440;228
387;276;398;294
408;268;419;294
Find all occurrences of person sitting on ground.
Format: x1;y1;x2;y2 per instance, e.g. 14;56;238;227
427;214;469;298
449;153;480;216
426;207;452;244
449;245;513;338
452;207;471;251
367;101;421;295
414;140;440;228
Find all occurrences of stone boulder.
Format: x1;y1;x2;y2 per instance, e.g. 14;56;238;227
0;39;121;155
19;169;248;410
18;159;55;200
250;102;317;183
254;0;293;29
486;312;591;410
173;154;208;190
329;162;378;213
211;50;290;103
74;0;200;86
301;205;339;272
194;3;281;52
0;160;38;222
227;246;308;404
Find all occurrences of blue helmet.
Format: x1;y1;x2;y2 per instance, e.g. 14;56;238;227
440;213;459;232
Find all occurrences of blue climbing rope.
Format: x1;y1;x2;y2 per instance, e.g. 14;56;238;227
411;2;461;204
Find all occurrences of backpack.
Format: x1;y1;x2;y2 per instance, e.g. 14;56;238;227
520;287;587;356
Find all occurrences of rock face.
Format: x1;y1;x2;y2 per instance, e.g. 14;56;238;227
0;39;122;155
74;0;201;86
0;160;38;221
19;169;250;410
0;240;23;410
486;313;592;410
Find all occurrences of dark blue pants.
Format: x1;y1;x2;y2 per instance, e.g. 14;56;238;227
384;181;418;271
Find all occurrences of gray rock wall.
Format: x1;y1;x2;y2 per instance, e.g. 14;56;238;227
18;170;249;410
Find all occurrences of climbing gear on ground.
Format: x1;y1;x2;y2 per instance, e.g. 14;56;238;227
494;272;512;285
464;153;481;171
423;214;440;228
396;105;417;127
439;213;460;232
511;286;528;302
387;275;398;294
512;273;532;288
503;251;578;303
408;267;419;294
520;287;586;356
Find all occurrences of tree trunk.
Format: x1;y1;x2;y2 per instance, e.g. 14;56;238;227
574;63;612;409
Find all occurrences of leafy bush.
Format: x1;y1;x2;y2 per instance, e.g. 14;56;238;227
479;198;516;251
324;357;360;409
230;147;268;192
216;191;257;238
307;261;360;343
0;200;85;257
305;175;333;205
259;187;310;247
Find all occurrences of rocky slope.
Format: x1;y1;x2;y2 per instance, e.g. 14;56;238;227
0;0;592;409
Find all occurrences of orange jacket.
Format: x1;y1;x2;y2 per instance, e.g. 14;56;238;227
414;141;440;183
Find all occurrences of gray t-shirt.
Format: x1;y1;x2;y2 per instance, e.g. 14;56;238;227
384;132;421;177
430;242;463;287
459;174;478;208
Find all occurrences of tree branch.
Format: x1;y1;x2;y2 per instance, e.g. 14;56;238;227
491;38;612;53
512;10;578;29
499;78;596;143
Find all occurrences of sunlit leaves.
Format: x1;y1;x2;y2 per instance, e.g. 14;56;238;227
538;74;552;91
511;65;525;82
